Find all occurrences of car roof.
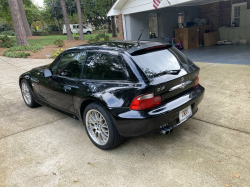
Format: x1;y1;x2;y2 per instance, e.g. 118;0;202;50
66;41;170;55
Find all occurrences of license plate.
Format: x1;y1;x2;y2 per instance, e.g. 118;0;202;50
179;106;192;123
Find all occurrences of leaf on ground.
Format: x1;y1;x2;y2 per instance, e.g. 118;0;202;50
87;162;94;167
52;172;56;176
217;160;222;162
233;172;239;178
73;179;79;182
224;184;230;187
142;153;145;156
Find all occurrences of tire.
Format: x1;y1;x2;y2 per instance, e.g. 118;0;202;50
20;79;40;108
83;103;124;150
87;31;91;35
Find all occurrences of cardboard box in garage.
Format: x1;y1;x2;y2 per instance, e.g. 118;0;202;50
203;31;220;47
175;27;199;50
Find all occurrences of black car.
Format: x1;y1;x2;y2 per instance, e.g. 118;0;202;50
19;41;205;150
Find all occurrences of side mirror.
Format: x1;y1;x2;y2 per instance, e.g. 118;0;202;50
44;69;52;78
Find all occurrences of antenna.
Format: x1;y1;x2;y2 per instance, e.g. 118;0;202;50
137;25;147;46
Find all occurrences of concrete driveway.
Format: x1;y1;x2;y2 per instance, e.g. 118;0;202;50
0;56;250;187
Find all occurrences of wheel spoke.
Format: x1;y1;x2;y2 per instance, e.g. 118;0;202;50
102;128;109;133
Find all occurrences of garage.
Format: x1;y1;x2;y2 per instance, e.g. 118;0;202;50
108;0;250;64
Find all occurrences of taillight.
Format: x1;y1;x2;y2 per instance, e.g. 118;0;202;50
194;74;199;89
130;93;161;111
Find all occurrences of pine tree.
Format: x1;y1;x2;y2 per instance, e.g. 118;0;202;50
8;0;29;46
76;0;84;40
60;0;72;40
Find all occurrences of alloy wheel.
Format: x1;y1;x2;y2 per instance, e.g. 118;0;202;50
22;83;31;105
86;109;109;145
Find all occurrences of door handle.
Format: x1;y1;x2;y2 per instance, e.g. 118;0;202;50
64;85;79;91
31;77;39;83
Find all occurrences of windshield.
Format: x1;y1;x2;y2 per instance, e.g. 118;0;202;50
132;48;188;79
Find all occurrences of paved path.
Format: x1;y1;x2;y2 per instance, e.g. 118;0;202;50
0;56;250;187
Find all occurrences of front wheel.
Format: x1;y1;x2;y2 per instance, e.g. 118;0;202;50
21;79;40;108
83;103;124;150
87;31;91;35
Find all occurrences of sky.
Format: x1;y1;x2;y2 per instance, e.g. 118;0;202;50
33;0;44;7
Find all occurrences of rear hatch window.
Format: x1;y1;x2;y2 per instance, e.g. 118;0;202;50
131;47;191;79
131;46;199;101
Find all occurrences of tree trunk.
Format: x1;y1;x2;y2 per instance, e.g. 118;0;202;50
60;0;72;40
76;0;84;40
111;16;117;37
8;0;29;46
17;0;32;36
56;18;61;32
108;17;112;33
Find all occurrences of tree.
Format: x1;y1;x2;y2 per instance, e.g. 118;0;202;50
111;16;117;37
82;0;116;32
82;0;109;28
108;18;112;33
76;0;84;40
8;0;29;46
109;0;116;37
60;0;72;40
45;0;63;32
17;0;32;36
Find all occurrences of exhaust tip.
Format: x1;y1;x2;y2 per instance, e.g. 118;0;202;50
160;127;172;135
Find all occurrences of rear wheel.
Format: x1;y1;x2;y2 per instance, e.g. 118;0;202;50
21;79;40;108
87;31;91;35
83;103;124;150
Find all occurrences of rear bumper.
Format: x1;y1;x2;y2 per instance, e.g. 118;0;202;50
110;85;205;137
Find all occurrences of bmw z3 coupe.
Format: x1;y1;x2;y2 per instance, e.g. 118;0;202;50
19;41;205;150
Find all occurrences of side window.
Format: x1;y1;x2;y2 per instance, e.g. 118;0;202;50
82;52;126;80
57;52;86;79
73;25;76;29
50;57;61;75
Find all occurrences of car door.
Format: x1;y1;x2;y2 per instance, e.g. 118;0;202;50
39;51;87;113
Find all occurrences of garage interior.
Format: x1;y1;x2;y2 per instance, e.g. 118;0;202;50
119;0;250;64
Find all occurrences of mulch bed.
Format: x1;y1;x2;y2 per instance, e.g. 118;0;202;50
0;37;122;59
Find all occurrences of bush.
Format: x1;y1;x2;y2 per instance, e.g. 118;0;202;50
54;39;65;47
46;25;60;32
3;44;43;58
51;48;63;58
88;33;110;44
0;35;16;48
4;45;43;52
0;30;15;36
3;52;30;58
0;23;13;32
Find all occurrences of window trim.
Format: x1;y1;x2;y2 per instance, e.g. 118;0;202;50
231;2;247;26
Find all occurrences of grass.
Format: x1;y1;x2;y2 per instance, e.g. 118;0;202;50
28;33;115;46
